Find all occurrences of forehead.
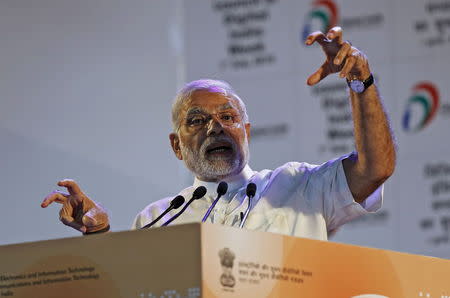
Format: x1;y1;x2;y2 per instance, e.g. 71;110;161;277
183;90;239;112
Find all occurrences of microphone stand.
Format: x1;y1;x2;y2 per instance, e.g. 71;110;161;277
141;195;185;229
239;195;253;228
202;181;228;223
162;186;207;227
239;183;257;228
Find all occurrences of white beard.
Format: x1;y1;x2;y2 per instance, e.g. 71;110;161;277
180;135;249;181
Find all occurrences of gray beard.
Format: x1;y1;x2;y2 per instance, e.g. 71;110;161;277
180;136;249;181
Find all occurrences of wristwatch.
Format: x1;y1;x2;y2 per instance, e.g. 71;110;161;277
346;74;374;93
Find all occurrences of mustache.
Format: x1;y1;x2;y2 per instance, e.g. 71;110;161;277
200;135;236;155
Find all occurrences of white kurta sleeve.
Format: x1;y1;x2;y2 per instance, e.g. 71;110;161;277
310;154;383;231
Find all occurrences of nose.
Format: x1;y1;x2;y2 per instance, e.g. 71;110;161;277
206;117;224;136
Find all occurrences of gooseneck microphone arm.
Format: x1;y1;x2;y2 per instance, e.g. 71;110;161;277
162;186;207;227
239;183;257;228
202;181;228;223
141;195;185;229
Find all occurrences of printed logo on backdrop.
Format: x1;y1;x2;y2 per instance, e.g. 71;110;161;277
219;248;236;290
401;82;450;247
421;162;450;247
212;0;279;71
414;2;450;47
402;81;450;133
402;82;440;132
301;0;339;42
301;0;383;43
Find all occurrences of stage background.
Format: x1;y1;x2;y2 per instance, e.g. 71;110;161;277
1;0;449;259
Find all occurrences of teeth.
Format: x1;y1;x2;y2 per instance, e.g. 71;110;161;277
210;147;229;153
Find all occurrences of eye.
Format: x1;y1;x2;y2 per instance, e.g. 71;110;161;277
220;113;235;123
187;115;206;126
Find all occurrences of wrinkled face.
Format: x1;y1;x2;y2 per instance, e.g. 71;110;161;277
170;90;250;182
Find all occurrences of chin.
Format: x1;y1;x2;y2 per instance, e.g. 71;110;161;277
197;160;243;181
182;143;249;181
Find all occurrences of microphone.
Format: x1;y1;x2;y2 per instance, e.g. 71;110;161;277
202;181;228;222
162;186;207;226
141;195;185;229
239;183;257;228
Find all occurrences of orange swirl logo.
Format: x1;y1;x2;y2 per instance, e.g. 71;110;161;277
402;82;440;132
301;0;339;42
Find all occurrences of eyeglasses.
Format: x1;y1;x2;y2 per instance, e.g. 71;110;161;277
183;111;242;129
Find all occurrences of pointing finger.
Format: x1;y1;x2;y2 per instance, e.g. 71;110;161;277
57;179;83;196
307;62;331;86
41;192;68;208
305;31;328;47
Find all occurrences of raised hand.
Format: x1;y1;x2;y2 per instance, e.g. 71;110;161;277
41;179;109;234
305;26;371;86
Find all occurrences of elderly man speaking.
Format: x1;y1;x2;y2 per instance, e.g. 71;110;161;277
41;27;396;240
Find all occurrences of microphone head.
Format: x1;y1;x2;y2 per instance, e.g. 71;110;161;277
217;181;228;196
192;186;207;200
170;195;185;209
246;183;257;197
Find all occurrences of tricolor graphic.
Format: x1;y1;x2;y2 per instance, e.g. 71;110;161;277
302;0;339;42
402;82;440;132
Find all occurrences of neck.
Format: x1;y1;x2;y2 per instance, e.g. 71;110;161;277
193;164;254;193
195;165;245;183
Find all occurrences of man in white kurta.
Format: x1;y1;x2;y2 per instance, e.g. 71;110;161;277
132;155;382;240
42;27;394;237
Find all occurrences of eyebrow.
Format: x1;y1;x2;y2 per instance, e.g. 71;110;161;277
185;107;207;118
185;103;237;117
217;103;236;111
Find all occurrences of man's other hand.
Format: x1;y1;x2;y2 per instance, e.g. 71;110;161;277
41;179;109;234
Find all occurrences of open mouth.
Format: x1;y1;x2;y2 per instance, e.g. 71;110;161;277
205;142;234;156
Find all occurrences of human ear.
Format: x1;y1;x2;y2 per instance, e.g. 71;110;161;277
245;123;251;143
169;133;183;160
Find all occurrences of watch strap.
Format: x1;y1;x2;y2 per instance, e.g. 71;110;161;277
362;73;374;90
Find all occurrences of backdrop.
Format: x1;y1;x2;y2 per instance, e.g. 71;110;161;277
1;0;449;259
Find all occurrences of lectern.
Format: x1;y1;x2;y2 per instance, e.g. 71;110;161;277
0;223;449;297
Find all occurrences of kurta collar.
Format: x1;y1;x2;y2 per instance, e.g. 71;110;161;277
193;165;254;197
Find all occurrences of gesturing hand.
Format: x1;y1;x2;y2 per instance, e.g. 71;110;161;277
41;179;109;234
305;26;371;86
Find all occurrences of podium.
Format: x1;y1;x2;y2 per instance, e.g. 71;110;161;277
0;223;449;298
